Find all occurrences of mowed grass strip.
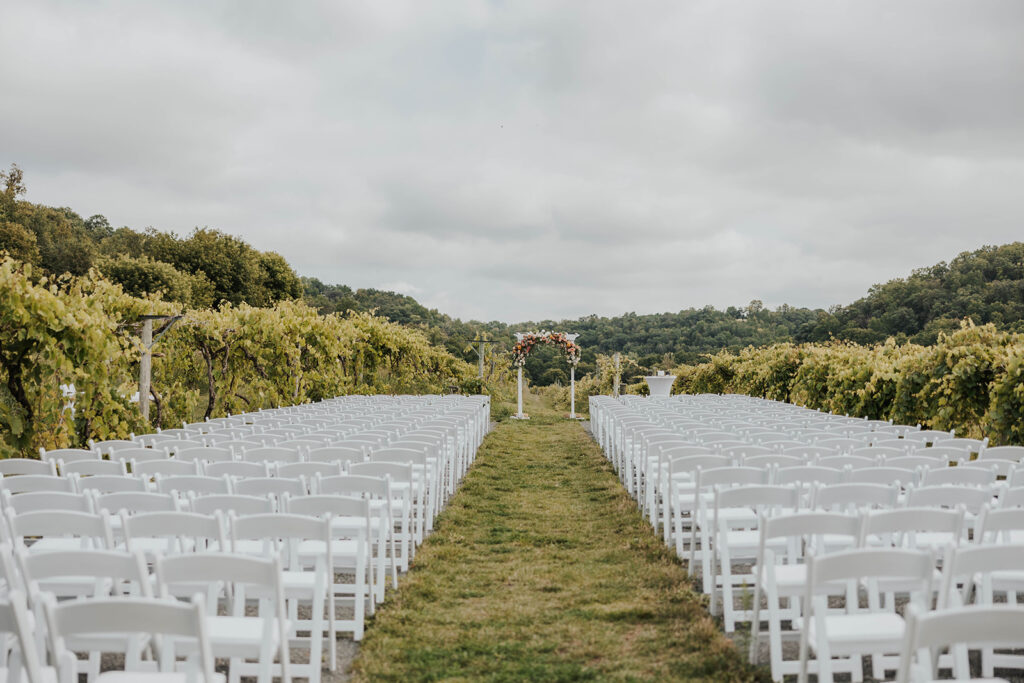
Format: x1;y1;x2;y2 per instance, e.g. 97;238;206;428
352;414;766;682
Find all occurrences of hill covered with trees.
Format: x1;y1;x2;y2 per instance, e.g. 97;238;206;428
4;163;1024;389
798;243;1024;345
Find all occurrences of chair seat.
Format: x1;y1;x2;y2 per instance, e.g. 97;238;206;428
280;570;321;593
0;668;58;683
25;538;98;553
97;673;226;682
204;616;285;656
717;508;758;525
755;565;850;596
758;563;807;591
298;539;363;559
330;516;387;536
808;612;905;656
119;538;198;556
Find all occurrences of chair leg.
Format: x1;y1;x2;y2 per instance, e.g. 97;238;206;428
767;593;785;682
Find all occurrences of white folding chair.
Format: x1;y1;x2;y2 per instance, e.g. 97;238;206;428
227;515;332;682
175;446;235;464
316;473;406;578
155;553;287;683
6;508;114;554
44;594;221;682
938;544;1024;677
0;476;74;496
38;448;98;464
664;454;731;550
976;506;1024;543
348;462;424;551
816;455;878;471
982;446;1024;463
897;604;1024;683
113;447;168;465
59;460;127;478
72;475;148;495
283;494;371;640
921;467;996;489
121;511;227;558
155;475;232;500
709;485;800;631
0;459;56;477
749;512;861;682
275;462;343;480
0;590;53;683
305;446;364;467
690;467;768;588
369;449;439;532
910;446;969;466
811;483;900;514
239;447;303;466
131;460;200;480
22;548;151;679
798;548;935;683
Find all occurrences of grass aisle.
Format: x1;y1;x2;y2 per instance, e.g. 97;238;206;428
353;409;764;682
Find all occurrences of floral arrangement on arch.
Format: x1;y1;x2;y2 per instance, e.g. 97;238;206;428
511;331;581;368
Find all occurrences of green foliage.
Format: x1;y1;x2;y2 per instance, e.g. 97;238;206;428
799;243;1024;343
0;221;39;264
146;228;300;308
0;165;303;309
96;255;214;307
0;256;474;457
0;258;149;456
678;322;1024;444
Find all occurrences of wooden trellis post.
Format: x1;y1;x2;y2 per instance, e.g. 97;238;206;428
138;314;182;421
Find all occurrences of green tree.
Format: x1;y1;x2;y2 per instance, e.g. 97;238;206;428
96;254;214;307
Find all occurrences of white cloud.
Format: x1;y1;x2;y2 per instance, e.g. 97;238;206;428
2;0;1023;322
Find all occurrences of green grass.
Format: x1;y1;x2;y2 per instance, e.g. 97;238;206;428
352;396;767;682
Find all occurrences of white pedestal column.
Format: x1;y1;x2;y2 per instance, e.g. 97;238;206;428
570;366;576;419
516;366;526;419
644;375;676;399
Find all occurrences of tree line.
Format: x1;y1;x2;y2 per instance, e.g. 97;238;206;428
5;162;1024;392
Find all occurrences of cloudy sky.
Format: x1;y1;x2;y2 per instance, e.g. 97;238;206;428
3;1;1023;322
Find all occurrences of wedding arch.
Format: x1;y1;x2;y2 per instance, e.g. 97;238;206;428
511;331;581;419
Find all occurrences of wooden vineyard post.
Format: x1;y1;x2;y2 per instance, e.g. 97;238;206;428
139;318;153;420
137;314;182;423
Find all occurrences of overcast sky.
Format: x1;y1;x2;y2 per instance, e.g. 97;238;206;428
3;1;1023;322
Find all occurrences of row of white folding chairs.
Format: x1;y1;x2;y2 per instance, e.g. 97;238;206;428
733;509;1024;682
18;427;476;543
76;396;486;472
643;443;1019;514
0;507;367;683
704;489;1024;633
633;443;1008;530
2;504;373;653
599;407;1019;532
32;440;456;523
1;468;422;579
3;449;471;606
590;395;997;466
651;454;1023;540
4;455;435;520
685;478;1013;582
